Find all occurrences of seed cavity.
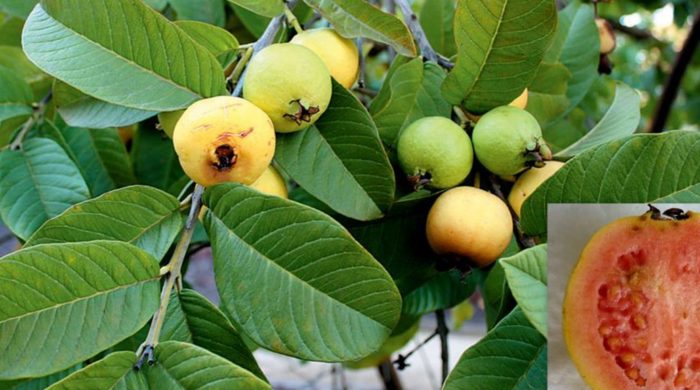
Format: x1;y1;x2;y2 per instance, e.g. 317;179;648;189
213;144;237;171
283;99;321;125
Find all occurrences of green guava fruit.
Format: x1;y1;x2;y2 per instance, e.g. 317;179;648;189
564;207;700;389
472;106;552;176
157;109;184;138
242;43;332;133
397;116;473;190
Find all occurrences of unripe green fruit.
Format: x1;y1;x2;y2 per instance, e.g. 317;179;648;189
157;109;184;138
472;106;552;176
397;116;473;190
243;43;332;133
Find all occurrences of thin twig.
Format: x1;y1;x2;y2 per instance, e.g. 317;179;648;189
135;185;205;369
607;18;662;45
647;8;700;133
393;0;453;69
354;87;378;98
488;173;536;249
284;3;303;34
356;37;366;88
9;91;53;151
393;329;438;369
435;310;449;384
226;46;254;92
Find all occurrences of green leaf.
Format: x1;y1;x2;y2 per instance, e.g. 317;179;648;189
369;58;452;147
0;364;82;390
227;0;284;17
0;45;51;99
401;270;477;316
443;307;546;390
419;0;456;57
169;0;225;27
348;211;437;296
0;241;161;380
0;0;37;19
481;236;519;330
0;137;90;240
0;17;24;46
230;4;271;38
0;65;34;123
143;0;167;11
174;21;239;68
521;131;700;236
47;342;271;389
131;126;189;196
25;185;183;260
525;62;571;127
60;126;137;196
442;0;558;114
556;83;641;158
204;184;402;361
160;289;266;381
501;245;547;337
23;1;226;111
275;80;395;221
54;80;156;129
654;183;700;202
302;0;416;57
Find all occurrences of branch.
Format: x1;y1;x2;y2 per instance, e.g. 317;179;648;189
393;329;438;370
8;91;53;151
136;184;205;369
393;0;453;69
378;358;404;390
488;173;537;249
435;309;449;384
647;8;700;133
607;18;662;45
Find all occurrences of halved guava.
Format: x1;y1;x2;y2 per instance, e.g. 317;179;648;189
563;209;700;389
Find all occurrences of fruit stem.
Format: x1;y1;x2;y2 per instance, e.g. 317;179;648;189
357;37;366;88
488;173;537;249
393;0;454;69
284;4;303;34
227;46;254;92
135;184;205;369
8;91;53;151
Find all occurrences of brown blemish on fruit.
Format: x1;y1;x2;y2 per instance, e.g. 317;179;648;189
213;144;237;171
632;225;641;232
283;99;320;125
237;127;254;138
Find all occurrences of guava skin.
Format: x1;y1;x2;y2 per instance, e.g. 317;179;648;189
596;18;616;54
509;88;528;110
291;28;359;89
426;186;512;268
508;161;565;217
472;106;552;176
249;165;288;199
243;43;332;133
172;96;275;187
158;109;184;138
396;116;473;190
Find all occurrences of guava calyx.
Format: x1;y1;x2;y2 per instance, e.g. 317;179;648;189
407;171;432;191
647;204;691;221
524;141;552;168
213;145;237;171
283;99;321;125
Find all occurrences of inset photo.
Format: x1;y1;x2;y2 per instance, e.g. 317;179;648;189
548;204;700;390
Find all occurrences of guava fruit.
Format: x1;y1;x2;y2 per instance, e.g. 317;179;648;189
249;165;288;198
158;109;185;138
509;88;529;110
172;96;275;187
472;106;552;176
242;43;332;133
290;28;359;89
563;207;700;389
596;18;616;54
117;126;134;144
397;116;473;190
508;161;565;217
426;186;512;268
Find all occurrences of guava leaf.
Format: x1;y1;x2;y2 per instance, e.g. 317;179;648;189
203;183;402;362
47;342;271;389
53;80;157;129
0;0;37;19
525;62;571;127
501;245;547;337
22;0;227;112
419;0;457;58
143;0;167;11
443;307;547;390
0;17;24;47
174;21;239;68
131;126;190;197
25;185;182;261
275;80;395;221
0;45;51;99
169;0;225;27
302;0;416;57
556;82;641;158
369;58;452;147
0;137;90;240
401;270;478;316
481;236;519;330
0;364;82;390
227;0;284;17
160;289;266;381
521;131;700;236
59;126;137;196
0;241;161;380
442;0;558;114
0;65;34;123
654;183;700;202
348;211;438;296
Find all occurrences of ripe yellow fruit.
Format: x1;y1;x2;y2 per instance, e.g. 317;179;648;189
508;161;564;217
596;18;616;54
290;28;359;89
426;186;512;268
173;96;275;187
509;88;528;109
243;43;332;133
250;165;288;198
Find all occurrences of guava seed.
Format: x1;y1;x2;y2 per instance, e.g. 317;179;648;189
213;145;237;171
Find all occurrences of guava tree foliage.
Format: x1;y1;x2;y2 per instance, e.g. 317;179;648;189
0;0;697;389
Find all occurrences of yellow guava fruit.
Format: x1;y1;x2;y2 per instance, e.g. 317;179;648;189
249;165;288;198
290;28;359;89
508;161;565;217
596;18;616;54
